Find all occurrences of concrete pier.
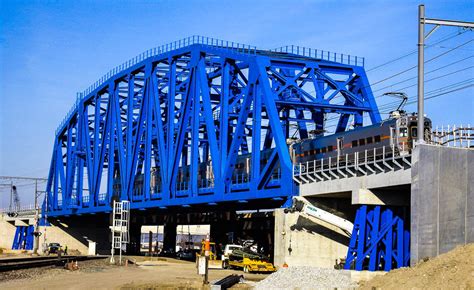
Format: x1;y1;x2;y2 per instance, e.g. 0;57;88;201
411;144;474;265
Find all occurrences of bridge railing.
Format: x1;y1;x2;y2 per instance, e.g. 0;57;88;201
293;145;411;184
431;125;473;148
56;36;257;136
270;45;365;67
0;203;37;214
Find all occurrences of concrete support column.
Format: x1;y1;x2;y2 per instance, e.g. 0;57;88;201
128;222;142;255
210;211;236;257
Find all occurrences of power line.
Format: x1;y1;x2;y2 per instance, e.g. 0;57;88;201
325;81;473;130
414;83;474;102
320;78;474;130
377;81;473;111
304;37;473;100
376;78;474;111
372;55;474;93
373;66;474;98
307;71;474;127
366;29;469;72
378;83;474;112
370;38;474;87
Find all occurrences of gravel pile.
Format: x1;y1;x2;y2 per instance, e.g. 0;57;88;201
254;266;357;290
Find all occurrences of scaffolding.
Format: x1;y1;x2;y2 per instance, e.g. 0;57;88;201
110;200;130;264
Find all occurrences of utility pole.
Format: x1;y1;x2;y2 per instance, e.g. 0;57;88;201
417;4;474;144
33;180;42;255
9;181;13;212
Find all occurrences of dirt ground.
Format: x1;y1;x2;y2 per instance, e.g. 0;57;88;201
359;243;474;290
0;256;267;290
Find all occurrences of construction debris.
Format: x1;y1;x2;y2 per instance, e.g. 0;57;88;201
254;266;356;289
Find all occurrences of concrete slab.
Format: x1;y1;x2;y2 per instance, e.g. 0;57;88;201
299;169;411;198
352;188;410;206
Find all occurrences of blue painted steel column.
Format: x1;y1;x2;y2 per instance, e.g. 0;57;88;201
355;205;367;270
12;226;21;249
345;205;410;271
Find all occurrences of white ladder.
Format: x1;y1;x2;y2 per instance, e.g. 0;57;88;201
110;200;130;264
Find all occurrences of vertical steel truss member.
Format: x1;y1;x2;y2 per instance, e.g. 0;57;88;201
45;37;381;216
344;205;410;271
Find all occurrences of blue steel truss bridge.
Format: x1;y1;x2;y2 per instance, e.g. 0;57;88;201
45;36;380;217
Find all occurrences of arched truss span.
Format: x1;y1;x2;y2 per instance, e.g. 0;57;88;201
46;37;380;216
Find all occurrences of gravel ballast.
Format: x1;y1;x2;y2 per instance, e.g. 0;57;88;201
254;266;357;289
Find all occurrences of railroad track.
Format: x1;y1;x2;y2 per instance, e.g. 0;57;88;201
0;255;107;272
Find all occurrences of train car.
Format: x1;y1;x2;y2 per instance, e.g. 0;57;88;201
291;112;431;165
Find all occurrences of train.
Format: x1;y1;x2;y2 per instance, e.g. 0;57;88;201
114;112;431;195
291;112;432;164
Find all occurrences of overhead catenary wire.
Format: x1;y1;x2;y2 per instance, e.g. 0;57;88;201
304;36;473;100
372;55;474;93
317;77;474;126
320;78;474;131
375;77;474;111
372;66;474;98
323;82;473;131
379;83;474;113
366;29;469;72
370;38;474;86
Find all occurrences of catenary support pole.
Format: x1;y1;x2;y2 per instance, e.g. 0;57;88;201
417;4;474;144
417;4;425;144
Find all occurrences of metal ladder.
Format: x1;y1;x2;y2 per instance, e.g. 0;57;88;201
110;200;130;264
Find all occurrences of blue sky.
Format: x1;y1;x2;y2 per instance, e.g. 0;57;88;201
0;0;473;206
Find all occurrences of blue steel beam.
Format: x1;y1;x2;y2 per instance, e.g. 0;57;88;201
345;205;410;271
45;36;380;216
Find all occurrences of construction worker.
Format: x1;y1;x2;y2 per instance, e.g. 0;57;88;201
64;245;68;255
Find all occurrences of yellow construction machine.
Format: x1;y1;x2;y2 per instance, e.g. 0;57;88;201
223;246;276;273
195;241;222;269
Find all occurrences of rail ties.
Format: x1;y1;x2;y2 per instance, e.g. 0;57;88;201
0;255;107;272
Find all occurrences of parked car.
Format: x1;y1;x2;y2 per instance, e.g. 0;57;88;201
46;243;61;255
176;248;199;260
159;247;176;257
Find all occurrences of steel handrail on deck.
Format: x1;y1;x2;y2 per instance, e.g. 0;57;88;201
293;145;411;184
431;125;473;148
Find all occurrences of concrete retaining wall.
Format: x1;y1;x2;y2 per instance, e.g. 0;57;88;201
0;214;110;255
0;215;17;250
273;208;348;268
411;144;473;265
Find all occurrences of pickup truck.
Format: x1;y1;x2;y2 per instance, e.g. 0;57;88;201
221;244;242;268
